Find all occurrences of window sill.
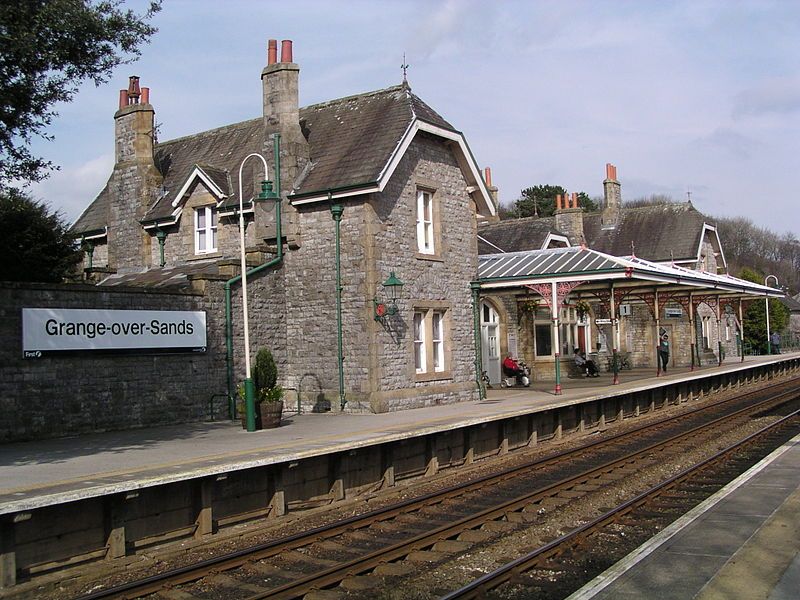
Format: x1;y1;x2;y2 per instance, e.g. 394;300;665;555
415;252;444;262
188;252;222;261
415;370;452;382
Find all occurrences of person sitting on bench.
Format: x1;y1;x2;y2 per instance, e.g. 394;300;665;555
574;348;599;377
502;354;523;378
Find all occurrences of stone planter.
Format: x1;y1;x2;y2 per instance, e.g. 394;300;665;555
259;400;283;429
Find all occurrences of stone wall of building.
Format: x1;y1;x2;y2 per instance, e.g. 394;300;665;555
282;133;480;413
0;282;225;442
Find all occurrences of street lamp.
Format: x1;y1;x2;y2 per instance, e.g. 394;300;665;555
764;274;778;355
238;153;271;432
373;271;404;321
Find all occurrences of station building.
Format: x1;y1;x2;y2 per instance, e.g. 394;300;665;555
2;39;780;442
69;39;495;417
476;166;750;384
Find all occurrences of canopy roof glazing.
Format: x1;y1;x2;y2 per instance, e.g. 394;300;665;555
477;247;782;298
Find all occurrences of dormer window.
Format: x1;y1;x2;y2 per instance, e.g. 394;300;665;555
194;206;217;254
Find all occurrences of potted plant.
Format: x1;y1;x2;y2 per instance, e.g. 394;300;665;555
253;348;284;429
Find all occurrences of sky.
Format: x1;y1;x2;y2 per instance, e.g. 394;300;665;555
25;0;800;236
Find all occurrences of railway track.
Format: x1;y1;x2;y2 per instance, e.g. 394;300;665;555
442;407;800;600
74;377;800;600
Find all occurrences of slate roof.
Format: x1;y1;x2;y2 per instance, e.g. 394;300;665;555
476;203;713;264
71;84;454;235
779;295;800;312
477;217;562;254
583;203;708;262
293;85;452;197
95;261;223;290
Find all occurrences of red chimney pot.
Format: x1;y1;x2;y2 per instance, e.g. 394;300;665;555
572;192;578;208
556;194;562;211
606;163;613;179
484;167;492;187
268;39;278;65
127;76;141;103
281;39;293;63
119;89;129;110
140;87;150;104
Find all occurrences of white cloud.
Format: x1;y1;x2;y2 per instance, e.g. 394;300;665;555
733;76;800;117
26;154;114;225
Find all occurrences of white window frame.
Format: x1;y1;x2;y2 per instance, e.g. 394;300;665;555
194;206;218;254
416;190;434;255
432;311;444;372
414;311;426;374
413;307;449;376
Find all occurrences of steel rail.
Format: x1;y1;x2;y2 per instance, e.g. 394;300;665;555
441;408;800;600
76;378;800;600
236;386;800;600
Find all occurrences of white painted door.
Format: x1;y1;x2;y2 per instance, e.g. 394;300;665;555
481;302;501;384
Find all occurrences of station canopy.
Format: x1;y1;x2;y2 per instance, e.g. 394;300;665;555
477;246;782;301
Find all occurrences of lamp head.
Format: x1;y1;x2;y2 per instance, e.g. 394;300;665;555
257;180;278;201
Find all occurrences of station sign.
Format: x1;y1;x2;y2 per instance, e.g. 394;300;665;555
665;307;683;318
22;308;207;357
594;318;612;325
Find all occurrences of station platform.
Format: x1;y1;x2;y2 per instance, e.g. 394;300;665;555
0;353;797;517
568;431;800;600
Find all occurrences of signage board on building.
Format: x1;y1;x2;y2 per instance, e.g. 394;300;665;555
594;318;612;325
665;307;683;318
22;308;207;357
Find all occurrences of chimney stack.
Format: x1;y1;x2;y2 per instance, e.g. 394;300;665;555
114;76;156;164
262;38;307;169
483;167;500;221
258;38;309;245
111;75;162;270
555;189;585;246
602;163;622;227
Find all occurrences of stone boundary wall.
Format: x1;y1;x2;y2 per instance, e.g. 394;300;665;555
0;282;226;442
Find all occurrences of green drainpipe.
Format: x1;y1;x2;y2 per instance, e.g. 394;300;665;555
155;229;167;267
330;200;346;411
225;134;282;419
471;282;485;400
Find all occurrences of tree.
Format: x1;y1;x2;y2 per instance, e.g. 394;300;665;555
0;0;161;185
739;267;789;354
507;185;597;219
0;188;82;282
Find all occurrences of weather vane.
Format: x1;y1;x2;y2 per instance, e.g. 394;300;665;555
401;53;409;84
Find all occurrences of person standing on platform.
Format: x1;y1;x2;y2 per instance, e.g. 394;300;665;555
770;331;781;354
659;334;670;372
